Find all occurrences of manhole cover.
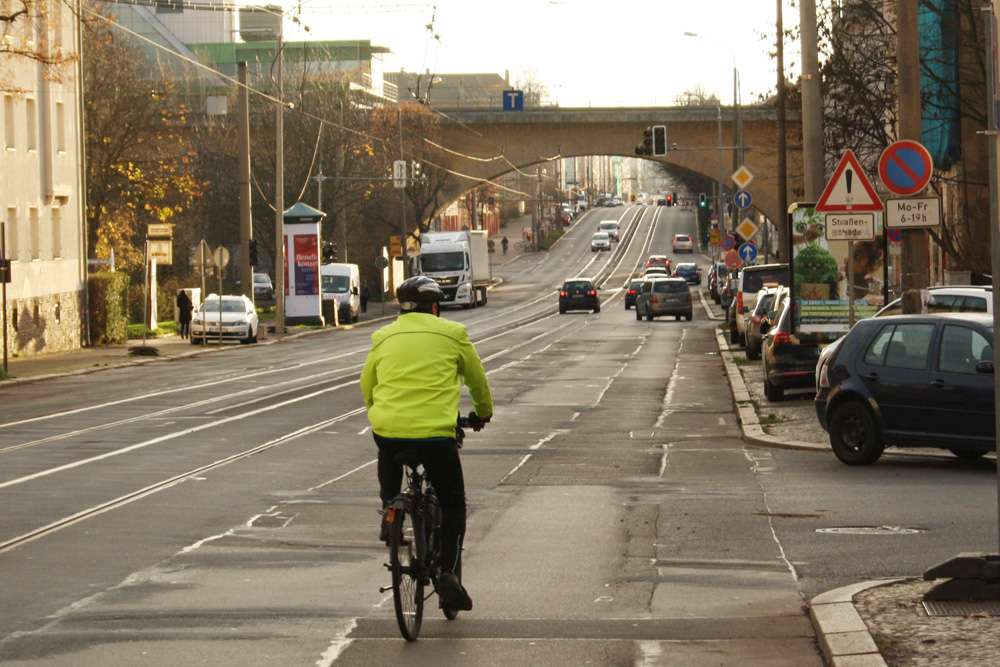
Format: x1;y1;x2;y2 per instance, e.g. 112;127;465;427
816;525;925;535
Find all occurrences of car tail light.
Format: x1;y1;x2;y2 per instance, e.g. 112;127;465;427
818;363;830;388
773;331;792;346
627;289;637;296
651;295;659;304
737;292;744;312
588;290;596;296
686;294;692;303
559;291;568;297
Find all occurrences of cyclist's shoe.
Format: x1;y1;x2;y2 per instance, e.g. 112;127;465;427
437;572;473;611
378;506;391;544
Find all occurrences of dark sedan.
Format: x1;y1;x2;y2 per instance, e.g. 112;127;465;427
814;313;994;465
760;295;823;400
624;278;644;310
559;278;601;314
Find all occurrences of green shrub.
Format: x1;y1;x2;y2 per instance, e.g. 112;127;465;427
88;272;130;345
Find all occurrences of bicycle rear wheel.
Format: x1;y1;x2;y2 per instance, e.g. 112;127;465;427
389;503;424;641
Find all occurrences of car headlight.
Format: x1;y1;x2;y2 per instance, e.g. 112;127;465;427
193;317;203;325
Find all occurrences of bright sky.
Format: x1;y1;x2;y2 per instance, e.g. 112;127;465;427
283;0;802;108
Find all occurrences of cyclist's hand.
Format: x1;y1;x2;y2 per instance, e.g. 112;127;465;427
467;411;490;432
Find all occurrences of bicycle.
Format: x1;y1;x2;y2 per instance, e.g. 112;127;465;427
380;416;470;641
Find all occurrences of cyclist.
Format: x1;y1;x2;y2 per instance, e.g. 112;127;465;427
360;275;493;611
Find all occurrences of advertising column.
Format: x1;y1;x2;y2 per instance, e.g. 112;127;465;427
282;201;325;326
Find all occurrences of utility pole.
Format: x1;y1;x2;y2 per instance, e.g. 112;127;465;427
897;0;929;312
800;0;824;200
776;0;789;261
273;22;285;333
238;63;252;301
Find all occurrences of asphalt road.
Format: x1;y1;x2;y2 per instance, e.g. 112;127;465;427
0;205;995;665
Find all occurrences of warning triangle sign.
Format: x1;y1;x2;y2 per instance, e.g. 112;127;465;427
815;150;883;212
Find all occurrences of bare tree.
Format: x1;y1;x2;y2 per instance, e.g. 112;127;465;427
673;85;721;107
512;67;550;107
1;0;79;91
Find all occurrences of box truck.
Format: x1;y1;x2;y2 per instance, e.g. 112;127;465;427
415;230;491;308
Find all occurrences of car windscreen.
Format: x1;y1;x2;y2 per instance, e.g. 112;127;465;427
742;267;790;293
563;282;593;291
653;281;687;293
201;299;245;313
420;252;465;272
322;274;350;294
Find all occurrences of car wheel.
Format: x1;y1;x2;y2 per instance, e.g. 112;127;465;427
593;304;601;313
746;342;760;361
646;311;654;321
949;448;987;460
559;306;566;314
729;325;739;345
635;307;642;321
829;401;885;465
685;312;692;321
675;315;681;321
191;336;202;346
764;378;783;402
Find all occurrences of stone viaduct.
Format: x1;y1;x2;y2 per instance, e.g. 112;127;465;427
433;106;803;227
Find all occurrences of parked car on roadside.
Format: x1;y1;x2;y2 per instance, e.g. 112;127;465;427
708;263;730;303
635;277;692;321
591;232;611;252
672;234;694;253
191;294;259;345
624;278;644;309
744;286;782;361
253;272;274;302
759;294;824;401
814;312;994;465
734;263;789;346
673;262;701;285
559;278;601;314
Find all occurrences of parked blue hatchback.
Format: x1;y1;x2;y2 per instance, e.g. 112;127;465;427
815;313;994;465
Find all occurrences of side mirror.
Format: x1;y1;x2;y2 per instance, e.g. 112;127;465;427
352;287;359;295
739;306;749;314
758;321;771;336
976;360;995;375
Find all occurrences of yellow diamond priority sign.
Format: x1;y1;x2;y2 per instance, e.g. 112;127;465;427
731;165;754;189
735;217;759;241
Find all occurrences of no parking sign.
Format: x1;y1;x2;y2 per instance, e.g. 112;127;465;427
879;140;933;196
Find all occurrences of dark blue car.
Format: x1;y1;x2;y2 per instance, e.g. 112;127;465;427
815;313;994;465
672;262;701;285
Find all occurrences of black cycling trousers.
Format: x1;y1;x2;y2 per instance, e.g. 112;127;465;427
374;435;466;575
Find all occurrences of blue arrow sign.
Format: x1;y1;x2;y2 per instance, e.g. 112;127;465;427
738;242;758;263
734;189;753;209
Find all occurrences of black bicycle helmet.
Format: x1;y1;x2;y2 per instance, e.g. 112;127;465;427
396;276;444;312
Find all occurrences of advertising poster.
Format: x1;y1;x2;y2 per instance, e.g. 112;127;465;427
293;234;319;296
790;204;887;339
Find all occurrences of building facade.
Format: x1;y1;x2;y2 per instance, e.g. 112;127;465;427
2;4;86;358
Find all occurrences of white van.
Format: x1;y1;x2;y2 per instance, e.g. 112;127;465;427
320;263;361;324
598;220;620;241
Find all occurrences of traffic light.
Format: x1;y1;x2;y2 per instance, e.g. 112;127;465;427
698;193;707;207
411;160;422;181
652;125;667;156
636;128;653;157
322;242;337;262
248;238;259;266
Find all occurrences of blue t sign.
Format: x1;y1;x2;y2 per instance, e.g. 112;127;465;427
503;90;524;111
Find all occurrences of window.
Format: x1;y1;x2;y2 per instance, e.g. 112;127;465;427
864;323;934;370
155;0;185;13
55;101;66;153
6;207;17;261
29;207;39;260
4;95;14;149
960;296;988;313
51;205;61;258
26;98;36;152
939;325;992;374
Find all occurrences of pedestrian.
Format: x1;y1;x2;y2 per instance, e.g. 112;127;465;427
501;236;509;255
360;281;371;314
176;289;193;339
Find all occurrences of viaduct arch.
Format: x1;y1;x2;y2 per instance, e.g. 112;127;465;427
433;106;802;229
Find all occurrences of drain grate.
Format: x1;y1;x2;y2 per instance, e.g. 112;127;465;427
923;600;1000;617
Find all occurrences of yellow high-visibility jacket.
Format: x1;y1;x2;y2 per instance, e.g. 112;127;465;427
361;312;493;439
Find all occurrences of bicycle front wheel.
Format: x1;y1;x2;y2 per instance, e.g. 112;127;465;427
389;503;424;641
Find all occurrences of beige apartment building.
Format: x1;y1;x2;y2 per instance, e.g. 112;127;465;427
2;5;86;358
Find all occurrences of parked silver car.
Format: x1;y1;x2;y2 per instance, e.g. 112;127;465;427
191;294;259;345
